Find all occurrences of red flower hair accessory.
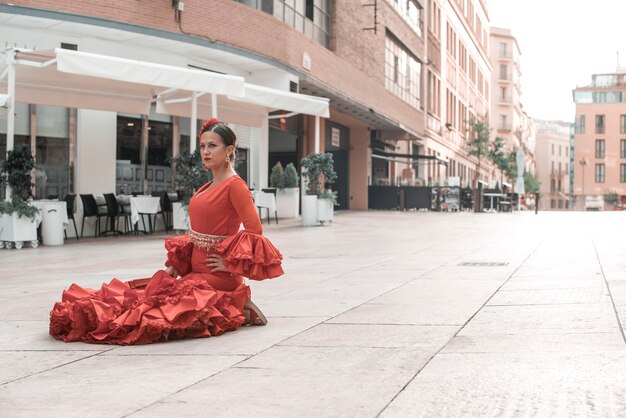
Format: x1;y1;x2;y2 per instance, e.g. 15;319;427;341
199;118;219;139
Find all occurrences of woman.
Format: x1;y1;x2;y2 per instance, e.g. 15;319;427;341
49;118;283;345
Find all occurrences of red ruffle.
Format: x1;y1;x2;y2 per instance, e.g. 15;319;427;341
164;234;193;276
216;231;284;281
49;270;249;345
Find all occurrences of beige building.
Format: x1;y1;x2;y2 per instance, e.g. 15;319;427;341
489;28;522;151
573;70;626;209
488;27;537;181
420;0;493;188
534;120;570;209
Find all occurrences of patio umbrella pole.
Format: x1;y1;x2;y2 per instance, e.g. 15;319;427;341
190;92;197;153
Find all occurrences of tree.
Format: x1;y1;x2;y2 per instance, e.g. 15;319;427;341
503;149;517;181
466;115;491;211
170;150;211;206
488;135;508;185
300;153;337;196
524;171;540;194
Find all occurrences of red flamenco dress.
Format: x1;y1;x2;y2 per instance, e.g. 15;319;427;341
49;176;283;345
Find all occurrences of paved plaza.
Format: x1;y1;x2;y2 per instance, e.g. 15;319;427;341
2;210;626;416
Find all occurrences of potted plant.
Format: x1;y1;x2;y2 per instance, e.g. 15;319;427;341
0;147;39;249
170;150;211;230
271;162;300;219
300;152;337;226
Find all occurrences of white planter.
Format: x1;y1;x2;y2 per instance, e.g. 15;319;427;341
172;202;190;231
317;198;334;224
301;195;318;226
0;212;38;249
275;188;300;219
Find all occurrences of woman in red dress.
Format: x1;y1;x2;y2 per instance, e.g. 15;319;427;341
49;118;283;345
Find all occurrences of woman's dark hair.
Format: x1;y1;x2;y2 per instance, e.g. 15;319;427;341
199;119;237;160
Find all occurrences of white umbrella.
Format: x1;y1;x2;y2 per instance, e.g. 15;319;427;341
514;148;525;198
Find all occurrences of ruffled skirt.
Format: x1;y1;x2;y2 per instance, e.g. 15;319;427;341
49;270;249;345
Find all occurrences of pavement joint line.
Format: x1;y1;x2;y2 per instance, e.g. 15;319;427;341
485;302;611;307
592;234;626;345
374;237;544;417
319;322;462;327
0;347;116;387
122;315;332;417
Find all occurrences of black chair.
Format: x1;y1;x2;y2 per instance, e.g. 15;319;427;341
151;191;172;232
63;194;79;241
80;194;106;238
101;193;131;236
261;188;279;224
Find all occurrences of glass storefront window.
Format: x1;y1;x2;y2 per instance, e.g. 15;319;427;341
0;103;30;200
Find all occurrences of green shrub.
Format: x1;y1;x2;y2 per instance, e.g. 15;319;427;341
283;163;299;188
270;162;285;188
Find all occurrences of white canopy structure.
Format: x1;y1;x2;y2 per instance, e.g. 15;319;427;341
0;47;330;197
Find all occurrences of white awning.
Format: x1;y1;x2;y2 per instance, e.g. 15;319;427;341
0;48;247;115
230;83;330;118
1;48;329;122
55;48;245;97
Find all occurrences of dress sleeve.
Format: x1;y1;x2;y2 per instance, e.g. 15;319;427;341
216;179;284;280
164;234;193;276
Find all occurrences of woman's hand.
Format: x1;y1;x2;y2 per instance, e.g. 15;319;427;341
207;253;229;273
165;266;178;277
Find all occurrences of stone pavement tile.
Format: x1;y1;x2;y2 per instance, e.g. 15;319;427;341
379;352;626;417
0;353;246;418
1;351;102;385
411;266;514;281
281;323;458;349
260;275;413;317
513;264;602;277
100;317;326;356
500;278;603;291
327;301;482;326
458;304;620;335
487;287;611;305
441;333;625;353
367;278;502;305
133;346;430;418
0;321;105;351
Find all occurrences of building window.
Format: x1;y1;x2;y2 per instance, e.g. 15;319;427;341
595;163;605;183
595;139;605;158
621;115;626;134
595;115;605;134
385;31;422;109
238;0;332;47
499;64;508;80
387;0;423;36
551;143;554;155
575;115;585;134
621;164;626;182
500;87;507;101
621;139;626;158
499;42;507;57
550;179;555;192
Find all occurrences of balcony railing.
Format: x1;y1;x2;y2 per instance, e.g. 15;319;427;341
497;123;511;132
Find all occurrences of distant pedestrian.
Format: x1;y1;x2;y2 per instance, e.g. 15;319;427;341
534;193;540;214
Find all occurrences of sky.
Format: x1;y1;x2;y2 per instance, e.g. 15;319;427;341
488;0;626;123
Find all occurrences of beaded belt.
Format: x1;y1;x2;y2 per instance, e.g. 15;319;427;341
188;229;229;250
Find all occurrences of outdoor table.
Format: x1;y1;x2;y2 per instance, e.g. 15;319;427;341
252;191;277;224
483;192;507;212
130;196;161;233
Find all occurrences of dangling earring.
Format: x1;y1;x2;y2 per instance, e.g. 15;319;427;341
224;156;230;168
